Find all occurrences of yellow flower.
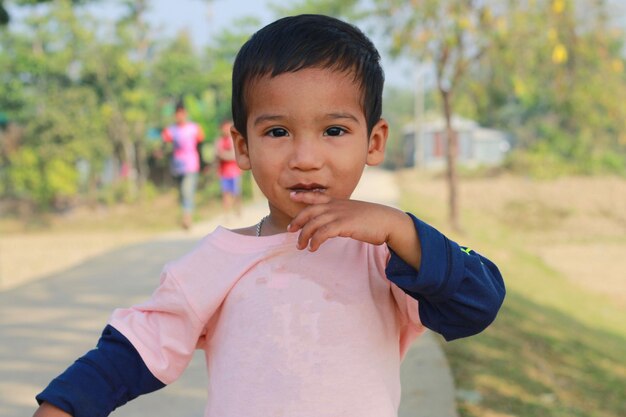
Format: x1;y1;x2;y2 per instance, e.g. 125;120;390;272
552;44;568;64
552;0;566;14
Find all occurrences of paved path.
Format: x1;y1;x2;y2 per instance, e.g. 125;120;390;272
0;168;458;417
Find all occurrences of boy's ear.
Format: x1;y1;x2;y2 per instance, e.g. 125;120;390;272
366;118;388;166
231;126;251;170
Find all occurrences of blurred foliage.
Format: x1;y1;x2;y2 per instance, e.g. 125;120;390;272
467;0;626;177
2;0;625;212
0;0;251;210
0;0;95;25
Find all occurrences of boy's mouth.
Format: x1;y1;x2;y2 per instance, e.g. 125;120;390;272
289;183;327;193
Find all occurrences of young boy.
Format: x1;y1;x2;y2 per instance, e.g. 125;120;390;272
33;14;505;417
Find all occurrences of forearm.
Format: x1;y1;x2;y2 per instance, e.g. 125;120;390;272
33;402;72;417
386;213;505;340
384;208;422;270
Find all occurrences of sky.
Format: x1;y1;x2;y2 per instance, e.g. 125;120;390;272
147;0;275;42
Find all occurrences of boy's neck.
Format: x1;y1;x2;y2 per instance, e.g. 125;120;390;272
258;214;291;236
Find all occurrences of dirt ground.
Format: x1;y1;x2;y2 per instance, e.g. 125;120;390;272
400;172;626;308
0;231;155;291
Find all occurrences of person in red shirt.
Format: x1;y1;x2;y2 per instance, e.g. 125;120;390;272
215;119;242;216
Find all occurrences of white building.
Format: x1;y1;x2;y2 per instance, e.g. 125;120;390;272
402;116;511;169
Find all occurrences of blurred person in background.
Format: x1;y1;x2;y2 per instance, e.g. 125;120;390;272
215;119;242;217
161;102;205;229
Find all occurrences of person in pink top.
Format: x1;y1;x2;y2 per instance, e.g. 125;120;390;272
33;15;505;417
215;119;242;216
161;102;205;229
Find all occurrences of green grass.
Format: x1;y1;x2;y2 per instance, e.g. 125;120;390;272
399;177;626;417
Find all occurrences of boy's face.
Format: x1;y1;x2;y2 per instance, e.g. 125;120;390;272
232;68;388;227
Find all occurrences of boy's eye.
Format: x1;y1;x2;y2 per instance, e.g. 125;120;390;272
267;127;289;137
324;127;346;137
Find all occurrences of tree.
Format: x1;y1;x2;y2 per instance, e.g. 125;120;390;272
203;16;261;126
373;0;497;231
467;0;626;176
1;0;163;206
1;0;109;206
151;32;206;102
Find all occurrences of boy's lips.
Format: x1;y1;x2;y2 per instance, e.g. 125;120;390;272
288;183;327;193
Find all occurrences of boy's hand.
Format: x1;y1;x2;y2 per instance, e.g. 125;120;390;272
287;191;421;269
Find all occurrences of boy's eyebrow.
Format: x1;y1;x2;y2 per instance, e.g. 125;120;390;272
253;112;361;126
324;112;360;123
253;114;284;126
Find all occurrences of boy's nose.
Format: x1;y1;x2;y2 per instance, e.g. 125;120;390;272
288;137;324;170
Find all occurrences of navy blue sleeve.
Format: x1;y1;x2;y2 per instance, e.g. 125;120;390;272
385;213;505;341
36;325;165;417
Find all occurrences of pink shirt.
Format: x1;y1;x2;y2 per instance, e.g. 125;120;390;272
109;227;424;417
162;122;204;175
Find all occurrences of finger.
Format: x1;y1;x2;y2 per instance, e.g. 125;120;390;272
298;212;349;252
289;190;332;205
289;210;328;249
287;203;330;233
306;221;342;251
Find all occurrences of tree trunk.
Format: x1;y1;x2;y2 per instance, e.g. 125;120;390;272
441;89;460;232
109;107;137;201
134;123;148;195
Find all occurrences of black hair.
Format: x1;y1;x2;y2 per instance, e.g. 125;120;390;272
231;14;384;139
175;100;186;112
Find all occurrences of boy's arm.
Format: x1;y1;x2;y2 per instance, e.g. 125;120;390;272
287;195;505;341
33;402;71;417
385;213;505;341
34;325;164;417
